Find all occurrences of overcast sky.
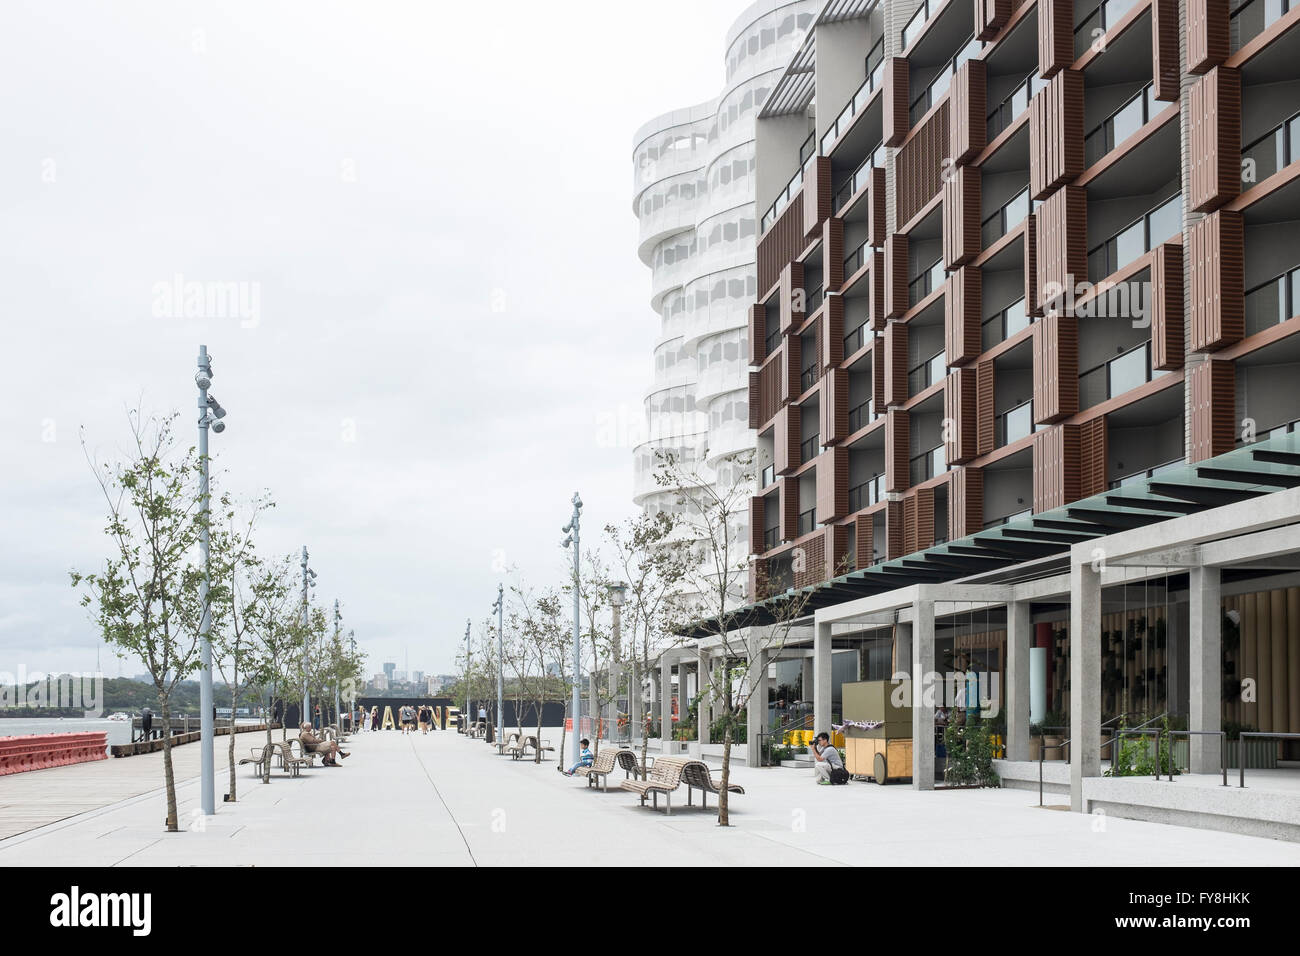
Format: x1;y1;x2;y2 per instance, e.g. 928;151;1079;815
0;0;746;679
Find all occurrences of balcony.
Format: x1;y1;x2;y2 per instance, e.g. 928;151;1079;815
1084;84;1158;168
1110;458;1186;488
763;525;779;551
761;131;817;234
981;188;1032;248
800;432;821;464
798;508;817;536
822;40;886;156
908;350;947;395
1079;341;1155;406
1242;110;1300;185
1231;0;1295;53
1245;265;1300;336
910;445;948;485
843;238;870;279
835;147;889;213
901;0;936;50
848;397;876;432
982;297;1032;346
987;70;1045;141
761;463;775;487
995;400;1036;447
845;322;868;357
806;279;825;315
848;473;886;512
1074;0;1143;58
1088;193;1182;282
983;508;1033;529
910;35;983;125
800;361;820;394
765;322;781;356
909;259;946;306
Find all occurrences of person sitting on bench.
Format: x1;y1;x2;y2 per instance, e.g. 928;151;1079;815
559;738;594;776
300;722;350;765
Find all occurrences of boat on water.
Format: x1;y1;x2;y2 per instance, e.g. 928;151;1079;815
107;712;131;722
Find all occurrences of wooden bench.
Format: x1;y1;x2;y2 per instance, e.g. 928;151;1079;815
508;735;555;762
237;744;273;777
271;741;313;777
615;749;650;780
573;746;623;790
680;760;745;809
495;732;522;755
620;756;690;814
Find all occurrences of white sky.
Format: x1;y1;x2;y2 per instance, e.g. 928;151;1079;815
0;0;746;678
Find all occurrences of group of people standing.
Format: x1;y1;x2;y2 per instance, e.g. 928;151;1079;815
346;704;440;734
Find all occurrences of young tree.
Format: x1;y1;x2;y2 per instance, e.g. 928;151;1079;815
71;410;212;832
513;582;567;763
243;555;303;782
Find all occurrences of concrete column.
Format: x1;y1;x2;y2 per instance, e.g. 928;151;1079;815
813;621;833;733
628;662;641;743
746;641;769;760
1189;565;1223;773
911;599;935;790
659;659;672;753
1070;560;1102;812
894;621;913;678
800;656;813;710
696;648;712;743
1006;601;1031;760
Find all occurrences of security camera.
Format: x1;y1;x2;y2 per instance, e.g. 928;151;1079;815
195;369;211;390
211;420;226;434
562;521;572;533
573;493;583;509
206;396;226;418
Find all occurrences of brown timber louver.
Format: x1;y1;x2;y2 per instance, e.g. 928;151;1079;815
1187;209;1244;352
1038;0;1075;78
823;294;844;371
943;164;982;269
1080;416;1107;497
793;534;827;589
748;370;762;429
757;191;806;294
1032;424;1082;512
882;57;910;147
1029;69;1084;201
883;321;910;407
1188;67;1241;213
822;366;849;445
1035;185;1087;314
1152;0;1180;100
1187;359;1236;462
868;248;887;329
1187;0;1230;75
1150;242;1185;371
914;485;935;553
774;405;801;475
780;260;806;333
903;492;918;555
885;498;905;559
1032;312;1079;423
950;466;984;538
803;157;833;239
945;367;979;464
1024;213;1041;316
895;101;950;227
976;0;1014;41
782;333;803;403
748;302;767;366
976;359;995;455
780;476;800;541
884;233;910;319
823;216;845;292
749;558;769;601
950;59;987;166
886;407;911;493
816;445;849;524
825;524;850;577
945;266;983;366
853;514;874;568
865;166;888;248
872;335;887;411
749;496;766;555
758;351;784;423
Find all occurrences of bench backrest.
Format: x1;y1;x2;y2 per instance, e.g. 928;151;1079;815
615;750;642;775
679;761;716;791
647;756;688;787
589;748;619;773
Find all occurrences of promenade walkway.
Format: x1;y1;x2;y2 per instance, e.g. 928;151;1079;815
0;728;1295;866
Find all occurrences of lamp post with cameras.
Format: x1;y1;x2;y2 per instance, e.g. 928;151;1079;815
195;345;227;817
491;584;504;744
607;582;627;738
561;492;582;763
300;547;316;726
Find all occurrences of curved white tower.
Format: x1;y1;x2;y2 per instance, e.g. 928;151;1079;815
632;0;823;526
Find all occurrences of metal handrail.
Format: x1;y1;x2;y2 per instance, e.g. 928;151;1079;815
1237;731;1300;788
1165;730;1228;786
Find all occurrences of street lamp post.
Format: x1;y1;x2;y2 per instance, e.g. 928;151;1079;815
561;492;582;764
300;547;316;728
607;582;627;741
333;600;342;730
195;345;227;817
463;619;471;731
491;584;504;744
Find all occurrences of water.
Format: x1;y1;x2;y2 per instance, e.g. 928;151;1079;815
0;717;264;753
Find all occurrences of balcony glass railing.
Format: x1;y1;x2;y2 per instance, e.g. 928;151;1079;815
1087;193;1181;282
765;323;781;356
798;508;816;536
1074;0;1142;57
1230;0;1294;52
822;41;887;155
848;474;886;512
901;0;934;50
806;282;825;314
908;350;947;395
910;35;983;125
1084;84;1157;167
801;433;821;463
848;397;876;432
1078;341;1153;407
834;146;889;212
980;187;1031;248
1242;110;1300;184
800;363;820;394
986;70;1045;140
1110;458;1185;488
844;322;869;356
761;463;775;488
909;259;946;306
982;297;1032;346
763;526;779;551
910;445;947;485
995;400;1035;447
761;132;818;234
983;509;1032;529
1245;265;1300;335
843;238;870;278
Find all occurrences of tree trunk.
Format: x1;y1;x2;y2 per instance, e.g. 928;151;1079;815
264;697;274;785
227;684;237;801
718;723;733;827
160;696;178;832
640;713;651;780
